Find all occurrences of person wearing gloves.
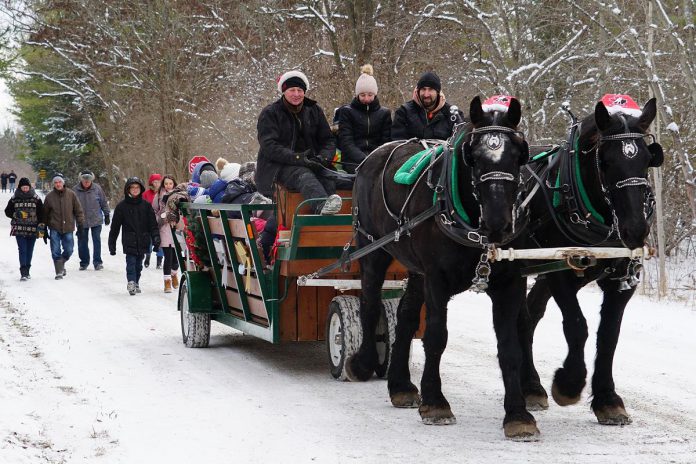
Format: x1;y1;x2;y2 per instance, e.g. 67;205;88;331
4;177;45;281
338;64;392;173
142;173;163;268
255;70;342;215
43;174;85;280
108;177;160;295
391;71;463;141
73;169;110;271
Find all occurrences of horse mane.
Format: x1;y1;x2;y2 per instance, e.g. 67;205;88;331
578;113;599;152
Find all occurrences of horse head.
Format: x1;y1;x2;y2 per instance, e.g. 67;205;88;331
462;96;528;244
586;97;663;249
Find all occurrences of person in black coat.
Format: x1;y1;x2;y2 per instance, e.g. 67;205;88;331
337;64;392;173
108;177;160;295
255;70;343;215
391;71;463;141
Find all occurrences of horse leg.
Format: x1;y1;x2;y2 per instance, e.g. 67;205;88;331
489;270;540;440
591;278;634;425
417;273;456;425
346;247;393;381
388;272;424;408
519;277;551;410
547;272;588;406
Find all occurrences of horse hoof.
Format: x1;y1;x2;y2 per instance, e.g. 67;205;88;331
551;382;581;406
525;394;549;411
504;421;541;441
595;406;632;425
344;355;373;382
419;405;456;425
390;391;421;408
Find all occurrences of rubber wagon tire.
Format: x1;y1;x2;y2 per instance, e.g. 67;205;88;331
374;298;399;378
326;296;362;380
179;277;211;348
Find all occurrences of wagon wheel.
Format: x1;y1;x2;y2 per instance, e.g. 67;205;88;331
179;276;211;348
326;296;362;380
374;298;399;378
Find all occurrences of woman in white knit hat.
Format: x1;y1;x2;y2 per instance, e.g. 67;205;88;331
337;64;392;173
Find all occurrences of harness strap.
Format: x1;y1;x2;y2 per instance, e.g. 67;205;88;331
304;203;442;279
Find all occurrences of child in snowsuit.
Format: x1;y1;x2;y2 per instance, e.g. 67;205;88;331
108;177;160;295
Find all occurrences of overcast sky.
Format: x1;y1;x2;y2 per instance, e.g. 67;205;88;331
0;78;17;131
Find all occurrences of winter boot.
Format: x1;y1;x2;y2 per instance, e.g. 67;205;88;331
127;281;137;296
171;271;179;289
164;276;173;293
319;194;343;215
20;266;27;281
135;283;142;294
54;259;65;280
144;254;151;268
156;256;163;269
25;265;31;279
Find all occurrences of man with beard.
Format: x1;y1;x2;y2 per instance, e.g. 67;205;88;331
391;71;462;141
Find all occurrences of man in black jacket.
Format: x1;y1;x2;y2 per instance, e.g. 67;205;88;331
108;177;160;295
255;70;342;215
391;71;462;141
338;64;392;173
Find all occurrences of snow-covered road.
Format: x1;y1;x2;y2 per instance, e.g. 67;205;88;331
0;190;694;463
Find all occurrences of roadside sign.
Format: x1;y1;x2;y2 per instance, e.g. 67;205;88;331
188;156;210;174
39;169;46;179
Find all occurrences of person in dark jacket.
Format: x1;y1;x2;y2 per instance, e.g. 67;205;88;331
338;64;392;173
391;71;462;141
8;170;17;192
4;177;45;280
73;170;110;271
255;70;342;215
1;172;7;192
108;177;160;295
43;174;85;279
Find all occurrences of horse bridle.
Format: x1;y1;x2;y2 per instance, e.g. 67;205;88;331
464;125;526;193
590;128;657;239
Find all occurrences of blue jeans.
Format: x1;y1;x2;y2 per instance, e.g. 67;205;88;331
16;236;37;268
126;254;144;283
50;230;74;261
9;181;15;192
77;225;103;266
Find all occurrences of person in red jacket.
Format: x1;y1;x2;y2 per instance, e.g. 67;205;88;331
142;173;163;268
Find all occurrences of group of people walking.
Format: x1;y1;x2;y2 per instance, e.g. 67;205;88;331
1;170;18;192
4;64;457;294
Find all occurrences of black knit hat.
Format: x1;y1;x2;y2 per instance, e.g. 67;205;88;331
417;71;441;92
18;177;31;188
282;76;307;92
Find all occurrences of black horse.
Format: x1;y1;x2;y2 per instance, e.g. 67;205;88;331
519;98;663;424
349;96;540;440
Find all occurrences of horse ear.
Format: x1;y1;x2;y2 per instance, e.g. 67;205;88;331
647;142;664;168
507;98;522;127
594;101;612;132
638;98;657;132
470;96;484;125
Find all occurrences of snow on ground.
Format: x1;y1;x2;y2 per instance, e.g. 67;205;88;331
0;189;694;463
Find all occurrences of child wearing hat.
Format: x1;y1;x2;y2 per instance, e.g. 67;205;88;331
108;177;160;295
